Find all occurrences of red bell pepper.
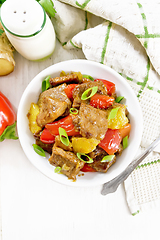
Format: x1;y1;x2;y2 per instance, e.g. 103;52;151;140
0;91;18;142
45;115;79;136
90;94;114;109
81;164;96;172
94;79;115;95
64;84;78;100
99;129;122;155
40;128;55;144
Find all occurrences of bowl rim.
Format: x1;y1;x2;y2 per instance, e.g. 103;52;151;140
17;59;143;187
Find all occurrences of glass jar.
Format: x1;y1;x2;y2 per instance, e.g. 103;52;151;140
0;0;56;61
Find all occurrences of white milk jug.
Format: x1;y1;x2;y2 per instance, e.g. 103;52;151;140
0;0;56;61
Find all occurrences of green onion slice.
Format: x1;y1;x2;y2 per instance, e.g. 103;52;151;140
123;136;128;149
32;144;46;157
70;108;78;115
115;96;124;103
108;107;119;120
82;75;94;81
101;155;115;162
42;75;51;92
81;86;98;100
77;153;94;163
54;166;62;173
59;127;69;146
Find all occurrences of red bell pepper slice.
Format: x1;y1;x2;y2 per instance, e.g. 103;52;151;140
81;164;96;172
0;91;18;142
64;84;78;100
90;94;114;109
45;115;79;136
40;128;55;144
99;129;122;155
94;79;115;95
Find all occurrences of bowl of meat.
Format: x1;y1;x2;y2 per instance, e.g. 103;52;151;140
17;59;143;187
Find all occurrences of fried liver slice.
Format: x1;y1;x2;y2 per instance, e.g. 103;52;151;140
78;103;108;140
37;97;68;128
89;155;116;173
49;146;84;180
72;81;108;108
88;146;116;172
37;84;71;127
49;74;79;86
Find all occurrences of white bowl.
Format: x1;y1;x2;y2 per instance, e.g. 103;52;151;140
17;59;143;187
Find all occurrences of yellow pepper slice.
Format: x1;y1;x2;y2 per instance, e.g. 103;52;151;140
27;103;42;134
108;105;128;129
72;137;100;154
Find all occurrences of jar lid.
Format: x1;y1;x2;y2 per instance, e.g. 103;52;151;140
0;0;46;37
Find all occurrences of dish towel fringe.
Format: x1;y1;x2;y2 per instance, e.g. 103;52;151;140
52;0;160;215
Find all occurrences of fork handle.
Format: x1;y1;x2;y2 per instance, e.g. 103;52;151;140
101;136;160;195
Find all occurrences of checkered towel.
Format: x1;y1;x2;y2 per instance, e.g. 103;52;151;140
52;0;160;215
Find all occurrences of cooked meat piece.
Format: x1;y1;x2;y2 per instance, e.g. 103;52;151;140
88;146;116;173
49;146;84;180
38;84;71;107
54;135;73;151
49;74;79;86
33;133;54;154
89;154;116;173
37;84;71;127
72;81;108;108
35;139;53;155
107;102;128;114
49;74;93;86
89;146;107;160
70;114;80;132
38;84;67;104
115;143;123;156
81;77;93;83
37;97;68;128
78;103;108;140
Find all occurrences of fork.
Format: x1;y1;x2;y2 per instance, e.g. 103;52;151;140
101;135;160;195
